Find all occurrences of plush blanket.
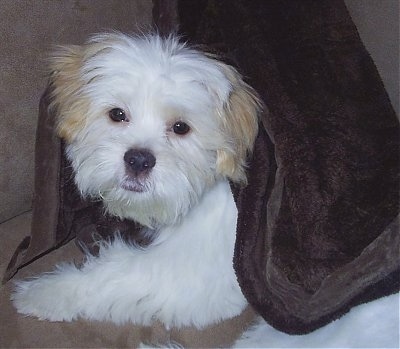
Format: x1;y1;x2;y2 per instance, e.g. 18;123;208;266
4;0;399;338
177;0;400;334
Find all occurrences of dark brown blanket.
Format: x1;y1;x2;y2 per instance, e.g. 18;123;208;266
5;0;399;336
177;0;399;333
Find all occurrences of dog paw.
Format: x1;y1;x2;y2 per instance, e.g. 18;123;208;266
11;273;80;322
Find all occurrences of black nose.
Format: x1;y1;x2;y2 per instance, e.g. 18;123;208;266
124;149;156;173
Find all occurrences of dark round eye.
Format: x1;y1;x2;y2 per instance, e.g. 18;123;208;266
109;108;127;122
173;121;190;135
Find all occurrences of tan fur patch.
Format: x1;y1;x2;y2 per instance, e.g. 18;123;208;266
55;99;90;142
215;63;261;184
48;42;113;143
48;45;88;143
49;37;128;143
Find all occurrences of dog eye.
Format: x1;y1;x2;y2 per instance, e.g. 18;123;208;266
109;108;128;122
173;121;190;135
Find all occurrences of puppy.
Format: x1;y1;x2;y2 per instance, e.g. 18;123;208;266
12;32;260;329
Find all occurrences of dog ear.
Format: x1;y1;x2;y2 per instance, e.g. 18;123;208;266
48;44;89;143
215;63;261;184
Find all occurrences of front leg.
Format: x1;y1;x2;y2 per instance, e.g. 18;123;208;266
12;238;158;324
12;263;91;322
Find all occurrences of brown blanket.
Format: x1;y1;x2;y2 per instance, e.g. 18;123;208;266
5;0;399;336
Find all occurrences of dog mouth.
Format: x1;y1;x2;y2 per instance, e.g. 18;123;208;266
121;178;148;193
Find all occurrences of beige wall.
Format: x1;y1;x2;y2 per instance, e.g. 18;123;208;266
0;0;152;223
345;0;399;116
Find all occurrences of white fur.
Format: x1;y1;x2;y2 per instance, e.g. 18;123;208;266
12;33;258;330
12;180;246;328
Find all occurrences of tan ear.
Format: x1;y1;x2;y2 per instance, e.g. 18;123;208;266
215;64;261;184
48;45;89;143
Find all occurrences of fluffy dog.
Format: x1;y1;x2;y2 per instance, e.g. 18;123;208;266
12;33;260;329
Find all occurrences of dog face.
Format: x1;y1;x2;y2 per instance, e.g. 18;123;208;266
49;33;260;228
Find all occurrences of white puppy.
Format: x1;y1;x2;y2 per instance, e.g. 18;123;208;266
12;33;260;329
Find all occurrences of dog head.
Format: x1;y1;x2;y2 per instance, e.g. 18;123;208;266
49;33;261;228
